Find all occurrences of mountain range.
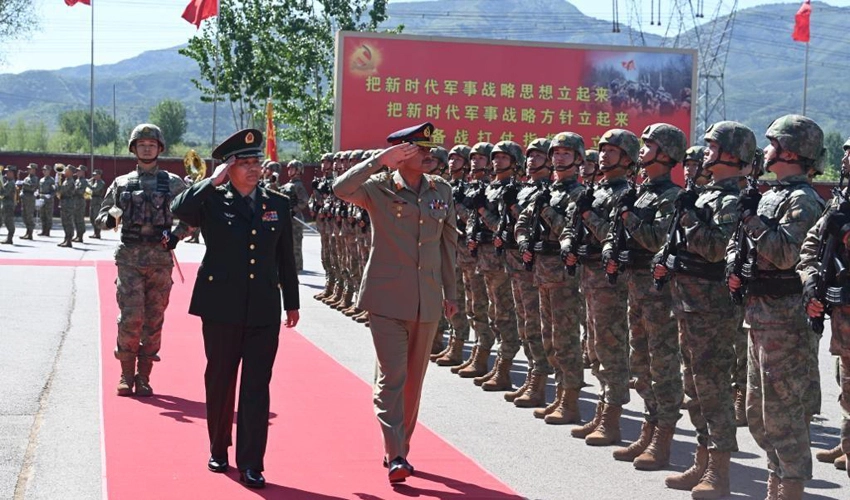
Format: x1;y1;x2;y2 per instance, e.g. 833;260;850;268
0;0;847;146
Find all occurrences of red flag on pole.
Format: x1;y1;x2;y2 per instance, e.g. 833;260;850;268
265;99;278;162
182;0;218;28
792;0;811;42
64;0;91;5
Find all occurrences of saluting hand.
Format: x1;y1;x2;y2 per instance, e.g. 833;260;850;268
210;157;236;186
376;143;420;169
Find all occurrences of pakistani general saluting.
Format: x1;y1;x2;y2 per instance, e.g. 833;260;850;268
333;122;459;483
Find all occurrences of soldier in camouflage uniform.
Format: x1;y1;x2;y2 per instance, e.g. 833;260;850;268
801;136;850;478
18;163;38;240
428;146;452;353
578;149;600;366
654;121;756;498
606;124;685;470
322;152;347;307
338;150;363;314
38;165;56;236
95;124;190;397
464;141;524;392
501;137;551;406
516;133;586;420
72;166;89;242
455;142;498;378
57;164;78;247
726;115;825;500
433;145;475;366
346;150;373;322
0;165;17;244
282;159;310;272
684;146;711;188
88;169;107;239
311;153;336;300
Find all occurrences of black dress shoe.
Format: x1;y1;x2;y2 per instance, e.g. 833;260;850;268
239;469;266;489
388;457;413;483
208;456;228;473
383;457;414;472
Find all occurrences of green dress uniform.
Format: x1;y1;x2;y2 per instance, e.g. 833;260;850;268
0;167;17;243
73;175;89;240
333;124;457;465
88;175;107;238
20;168;38;236
38;168;56;235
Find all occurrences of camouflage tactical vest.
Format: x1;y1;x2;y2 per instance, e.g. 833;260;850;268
118;170;173;237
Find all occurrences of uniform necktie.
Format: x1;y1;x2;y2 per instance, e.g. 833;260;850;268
244;196;254;213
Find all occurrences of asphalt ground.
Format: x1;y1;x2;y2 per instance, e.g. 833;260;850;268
1;219;848;499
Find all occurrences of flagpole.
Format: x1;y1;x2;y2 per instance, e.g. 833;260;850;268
90;0;95;170
802;42;809;115
211;0;220;164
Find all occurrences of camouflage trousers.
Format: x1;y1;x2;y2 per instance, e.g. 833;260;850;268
460;262;489;344
505;249;537;364
475;250;518;358
291;216;304;271
581;261;630;406
732;324;748;390
626;268;682;426
345;230;361;294
839;356;850;460
59;201;75;237
747;325;815;480
114;263;173;362
672;275;739;452
73;198;86;235
537;254;581;387
2;203;14;235
319;225;334;281
89;198;103;232
448;262;470;340
39;197;54;231
21;195;35;231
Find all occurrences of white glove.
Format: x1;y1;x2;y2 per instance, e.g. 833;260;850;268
108;206;123;230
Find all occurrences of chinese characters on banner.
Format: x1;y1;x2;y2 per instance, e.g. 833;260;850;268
335;32;696;155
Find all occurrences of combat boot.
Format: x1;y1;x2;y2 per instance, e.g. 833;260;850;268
92;228;101;239
571;401;604;437
430;333;445;356
116;359;136;396
21;229;32;240
44;229;50;237
457;347;489;378
431;334;452;362
451;345;477;374
512;371;546;406
613;421;655;462
134;358;154;397
1;234;12;244
314;279;332;300
534;385;563;419
436;337;465;366
342;304;360;317
354;310;370;324
72;233;83;243
690;450;730;499
334;290;354;311
815;444;843;463
473;356;499;386
321;283;342;305
585;404;622;446
57;237;72;247
734;387;747;427
545;388;581;425
765;473;780;500
665;445;708;491
481;357;513;391
348;307;364;320
835;454;847;470
634;423;676;470
777;479;803;500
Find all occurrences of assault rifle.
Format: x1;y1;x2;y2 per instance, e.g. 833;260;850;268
355;206;370;233
606;179;638;285
809;173;850;333
653;172;697;291
524;185;551;271
465;182;487;258
728;175;762;304
495;181;519;256
564;179;595;276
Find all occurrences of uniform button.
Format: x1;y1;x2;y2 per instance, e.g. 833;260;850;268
250;259;256;264
418;266;421;270
249;273;255;279
396;213;401;218
271;227;275;231
419;219;423;224
439;219;443;223
418;242;421;246
227;221;232;226
252;229;257;235
250;244;255;250
418;198;422;202
208;276;213;282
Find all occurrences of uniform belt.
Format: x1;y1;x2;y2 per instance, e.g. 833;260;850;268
474;232;494;244
673;252;725;282
577;244;602;263
121;233;164;245
628;250;656;269
534;241;561;255
747;271;803;297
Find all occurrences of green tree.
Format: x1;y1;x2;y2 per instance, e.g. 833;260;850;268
0;0;37;63
180;0;398;161
149;99;188;154
58;109;119;152
824;131;846;180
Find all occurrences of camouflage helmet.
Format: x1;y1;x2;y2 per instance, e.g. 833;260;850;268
641;123;687;164
128;123;165;152
703;121;757;165
584;149;599;164
340;150;352;161
469;142;494;161
684;145;706;163
598;129;640;165
321;152;333;162
266;161;281;173
548;132;586;163
363;149;374;159
430;146;449;168
448;144;471;165
765;114;825;164
332;151;343;161
349;150;364;162
750;148;766;179
525;137;551;157
491;140;524;166
287;160;304;174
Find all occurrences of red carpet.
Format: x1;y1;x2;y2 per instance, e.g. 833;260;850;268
96;261;521;499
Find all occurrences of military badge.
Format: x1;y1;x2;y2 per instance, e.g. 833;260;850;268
262;211;278;222
429;199;448;210
245;132;255;144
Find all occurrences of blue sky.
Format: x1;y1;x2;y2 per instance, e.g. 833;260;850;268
0;0;828;75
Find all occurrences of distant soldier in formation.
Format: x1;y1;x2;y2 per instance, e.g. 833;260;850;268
282;159;309;272
311;153;336;300
88;169;106;239
57;164;78;248
38;165;56;236
72;165;89;242
0;165;17;244
19;163;38;240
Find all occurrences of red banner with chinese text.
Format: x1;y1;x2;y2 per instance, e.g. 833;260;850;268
335;33;696;155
